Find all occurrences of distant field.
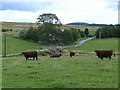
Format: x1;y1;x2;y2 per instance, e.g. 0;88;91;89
68;38;118;52
2;55;118;88
1;22;99;36
1;22;37;31
62;25;99;35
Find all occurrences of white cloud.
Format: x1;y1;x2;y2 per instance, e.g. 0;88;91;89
1;0;119;24
0;10;40;22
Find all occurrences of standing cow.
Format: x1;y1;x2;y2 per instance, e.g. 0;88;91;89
94;50;115;60
22;51;38;60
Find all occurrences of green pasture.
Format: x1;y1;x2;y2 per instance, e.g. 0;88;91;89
68;38;118;52
2;33;118;54
2;54;118;88
2;34;47;54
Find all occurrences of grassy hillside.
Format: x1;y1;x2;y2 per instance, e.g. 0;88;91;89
1;22;99;36
68;38;118;52
1;33;118;54
2;34;48;54
1;22;37;31
2;55;118;88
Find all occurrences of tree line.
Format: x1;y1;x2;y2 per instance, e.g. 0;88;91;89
19;13;90;44
19;13;120;45
95;24;120;38
19;23;90;44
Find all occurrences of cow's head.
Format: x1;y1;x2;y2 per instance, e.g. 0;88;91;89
21;52;25;55
94;50;97;52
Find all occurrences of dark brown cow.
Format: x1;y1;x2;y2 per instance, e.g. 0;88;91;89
50;54;61;58
94;50;115;60
70;52;76;57
22;51;38;60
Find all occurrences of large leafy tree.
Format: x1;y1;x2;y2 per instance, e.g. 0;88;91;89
37;13;61;25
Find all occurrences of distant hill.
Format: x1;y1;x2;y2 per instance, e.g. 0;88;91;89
66;22;108;26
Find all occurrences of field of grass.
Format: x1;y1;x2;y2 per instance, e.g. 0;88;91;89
1;22;37;31
68;38;118;52
1;33;119;54
1;22;119;88
2;54;118;88
1;34;48;54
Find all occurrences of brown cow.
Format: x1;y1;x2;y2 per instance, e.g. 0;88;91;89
70;52;76;57
50;54;62;58
22;51;38;60
94;50;115;60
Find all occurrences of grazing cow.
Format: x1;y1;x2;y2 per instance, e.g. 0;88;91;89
50;54;61;58
22;51;38;60
70;52;76;57
94;50;115;60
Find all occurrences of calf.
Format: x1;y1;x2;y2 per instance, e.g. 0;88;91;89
22;51;38;60
94;50;115;60
50;54;62;58
70;52;76;57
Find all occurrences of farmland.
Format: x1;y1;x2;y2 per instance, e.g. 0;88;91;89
2;54;118;88
1;34;47;54
1;21;119;88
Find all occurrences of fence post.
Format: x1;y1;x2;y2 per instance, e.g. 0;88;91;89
99;32;101;49
3;33;6;57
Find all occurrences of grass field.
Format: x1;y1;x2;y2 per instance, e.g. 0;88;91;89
1;22;37;31
2;54;118;88
1;34;48;54
68;38;118;52
2;33;118;54
1;22;119;88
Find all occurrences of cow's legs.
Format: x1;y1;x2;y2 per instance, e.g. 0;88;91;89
101;57;103;60
109;56;111;60
36;56;38;60
26;57;28;60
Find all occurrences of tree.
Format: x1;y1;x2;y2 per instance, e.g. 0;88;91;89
37;13;61;25
84;28;89;37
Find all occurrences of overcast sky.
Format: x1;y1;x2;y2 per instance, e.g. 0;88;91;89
0;0;119;24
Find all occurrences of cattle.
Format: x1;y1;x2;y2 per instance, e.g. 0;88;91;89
94;50;115;60
22;51;38;60
50;54;62;58
70;52;76;57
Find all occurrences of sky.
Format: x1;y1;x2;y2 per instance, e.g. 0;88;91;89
0;0;119;24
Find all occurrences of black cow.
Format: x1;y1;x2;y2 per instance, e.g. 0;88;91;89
94;50;115;60
22;51;38;60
